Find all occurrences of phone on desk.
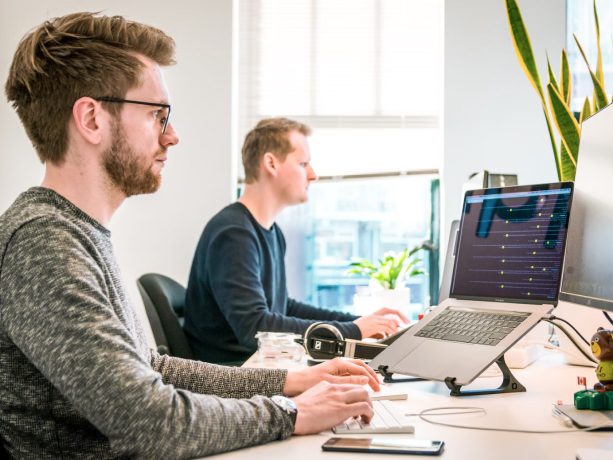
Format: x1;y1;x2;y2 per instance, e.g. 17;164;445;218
321;437;444;455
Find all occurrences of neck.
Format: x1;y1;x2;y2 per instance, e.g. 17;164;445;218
41;160;124;227
238;182;285;229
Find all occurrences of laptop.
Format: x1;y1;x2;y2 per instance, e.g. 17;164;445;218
371;182;574;387
438;219;459;304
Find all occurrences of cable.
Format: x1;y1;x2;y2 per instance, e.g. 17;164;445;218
604;311;613;327
412;406;613;434
542;318;598;364
548;315;591;346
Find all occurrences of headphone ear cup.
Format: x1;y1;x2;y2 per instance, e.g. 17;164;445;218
304;322;344;360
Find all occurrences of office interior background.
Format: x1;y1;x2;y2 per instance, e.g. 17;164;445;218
0;0;604;345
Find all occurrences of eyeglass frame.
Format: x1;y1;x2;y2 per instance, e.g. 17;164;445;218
93;96;172;134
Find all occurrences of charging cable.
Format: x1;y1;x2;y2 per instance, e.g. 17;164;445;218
408;406;613;434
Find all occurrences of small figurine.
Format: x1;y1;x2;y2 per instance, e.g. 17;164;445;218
590;327;613;392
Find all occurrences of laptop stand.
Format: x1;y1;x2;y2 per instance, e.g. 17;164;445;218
444;355;526;396
378;355;526;396
377;365;425;384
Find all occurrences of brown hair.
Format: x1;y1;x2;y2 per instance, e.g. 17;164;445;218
5;12;176;164
242;117;311;183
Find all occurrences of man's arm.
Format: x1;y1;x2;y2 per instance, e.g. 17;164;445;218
206;227;354;347
1;220;293;459
286;298;362;339
150;351;289;398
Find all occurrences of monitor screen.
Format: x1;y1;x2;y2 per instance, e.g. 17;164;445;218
560;102;613;312
451;183;573;303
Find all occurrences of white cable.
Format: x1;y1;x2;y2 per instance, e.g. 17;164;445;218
410;406;613;434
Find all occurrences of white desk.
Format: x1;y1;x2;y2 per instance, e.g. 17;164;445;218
209;351;613;460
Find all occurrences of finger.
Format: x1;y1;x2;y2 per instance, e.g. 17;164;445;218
343;401;374;424
334;386;371;404
332;359;380;391
376;308;410;324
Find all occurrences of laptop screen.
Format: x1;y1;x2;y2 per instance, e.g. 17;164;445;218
450;182;574;304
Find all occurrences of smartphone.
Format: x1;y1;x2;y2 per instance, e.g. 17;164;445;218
322;437;444;455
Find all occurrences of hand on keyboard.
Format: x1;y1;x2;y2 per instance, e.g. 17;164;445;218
333;400;414;434
292;381;374;435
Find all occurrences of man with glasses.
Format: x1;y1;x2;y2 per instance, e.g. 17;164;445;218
0;12;377;459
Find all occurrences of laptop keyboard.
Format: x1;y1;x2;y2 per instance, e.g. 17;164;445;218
415;307;531;346
332;400;414;434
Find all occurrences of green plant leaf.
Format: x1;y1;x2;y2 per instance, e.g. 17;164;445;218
547;83;579;169
546;54;559;93
506;0;560;180
580;96;592;124
560;49;571;105
574;34;608;111
559;142;576;182
594;0;605;88
505;0;546;102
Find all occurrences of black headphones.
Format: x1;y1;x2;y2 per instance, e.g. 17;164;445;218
301;322;393;361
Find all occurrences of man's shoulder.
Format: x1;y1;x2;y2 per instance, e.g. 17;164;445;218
0;188;99;260
206;202;256;234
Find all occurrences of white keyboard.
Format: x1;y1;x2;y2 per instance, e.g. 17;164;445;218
332;400;414;434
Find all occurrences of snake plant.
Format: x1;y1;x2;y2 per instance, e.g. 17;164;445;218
505;0;608;181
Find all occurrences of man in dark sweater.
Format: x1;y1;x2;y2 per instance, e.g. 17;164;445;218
0;12;379;459
184;118;408;364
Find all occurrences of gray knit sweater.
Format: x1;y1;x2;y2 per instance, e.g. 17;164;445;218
0;187;294;459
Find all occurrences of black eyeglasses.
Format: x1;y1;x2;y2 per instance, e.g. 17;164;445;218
94;96;172;134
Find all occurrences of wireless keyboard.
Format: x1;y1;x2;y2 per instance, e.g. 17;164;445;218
332;400;414;434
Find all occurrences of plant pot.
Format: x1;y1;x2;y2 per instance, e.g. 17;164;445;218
353;286;411;316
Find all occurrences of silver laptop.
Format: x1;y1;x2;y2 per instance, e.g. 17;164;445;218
371;182;574;386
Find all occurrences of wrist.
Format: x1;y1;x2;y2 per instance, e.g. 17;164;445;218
271;395;298;428
283;369;308;396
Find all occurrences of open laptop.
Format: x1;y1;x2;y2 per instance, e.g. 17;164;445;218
371;182;574;387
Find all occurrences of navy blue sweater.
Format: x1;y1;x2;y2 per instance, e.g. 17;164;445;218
184;202;360;363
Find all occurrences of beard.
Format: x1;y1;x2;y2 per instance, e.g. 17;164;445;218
102;120;162;197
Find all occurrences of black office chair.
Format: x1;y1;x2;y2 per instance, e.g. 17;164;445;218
137;273;193;359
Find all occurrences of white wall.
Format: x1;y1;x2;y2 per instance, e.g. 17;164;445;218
1;0;569;342
443;0;566;244
0;0;235;344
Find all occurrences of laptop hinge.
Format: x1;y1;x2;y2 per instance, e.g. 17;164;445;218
444;355;527;396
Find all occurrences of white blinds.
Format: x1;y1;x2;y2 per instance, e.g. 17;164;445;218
237;0;442;177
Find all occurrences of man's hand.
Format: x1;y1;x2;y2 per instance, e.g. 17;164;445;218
353;307;410;338
283;357;380;396
292;381;373;435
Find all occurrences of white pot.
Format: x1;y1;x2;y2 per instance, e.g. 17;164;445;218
353;286;411;315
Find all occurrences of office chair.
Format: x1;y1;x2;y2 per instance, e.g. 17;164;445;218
137;273;193;359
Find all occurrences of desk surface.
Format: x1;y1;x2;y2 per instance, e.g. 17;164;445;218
204;351;613;460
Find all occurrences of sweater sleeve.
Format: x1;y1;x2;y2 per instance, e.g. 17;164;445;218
208;226;360;347
0;220;293;459
150;351;288;398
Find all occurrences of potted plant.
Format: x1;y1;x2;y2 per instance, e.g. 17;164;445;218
347;246;425;313
505;0;610;181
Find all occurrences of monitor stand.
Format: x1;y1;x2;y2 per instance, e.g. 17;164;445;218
444;355;526;396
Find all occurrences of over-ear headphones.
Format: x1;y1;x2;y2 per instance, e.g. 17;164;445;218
301;322;401;361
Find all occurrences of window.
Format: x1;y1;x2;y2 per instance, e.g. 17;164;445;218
237;0;443;313
567;0;613;111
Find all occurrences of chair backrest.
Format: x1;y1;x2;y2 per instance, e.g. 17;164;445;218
137;273;193;359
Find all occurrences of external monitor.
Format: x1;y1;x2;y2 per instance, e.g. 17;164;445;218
559;102;613;312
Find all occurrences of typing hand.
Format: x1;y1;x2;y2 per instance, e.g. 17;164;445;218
354;307;409;339
283;357;380;396
292;381;373;435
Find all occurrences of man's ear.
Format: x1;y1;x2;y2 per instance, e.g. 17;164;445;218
71;97;106;145
262;152;279;177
